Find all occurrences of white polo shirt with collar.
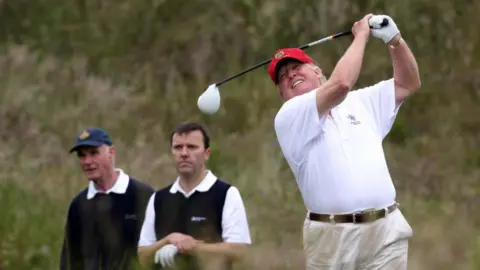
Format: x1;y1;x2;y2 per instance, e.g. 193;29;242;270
138;170;252;247
87;168;130;199
274;78;400;215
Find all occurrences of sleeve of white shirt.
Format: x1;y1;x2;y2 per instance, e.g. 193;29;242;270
138;193;158;247
221;186;252;244
352;78;399;139
274;90;327;166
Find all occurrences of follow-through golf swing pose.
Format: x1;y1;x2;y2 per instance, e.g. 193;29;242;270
196;16;389;114
270;14;421;269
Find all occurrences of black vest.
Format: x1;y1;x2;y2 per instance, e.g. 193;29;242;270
60;177;154;270
153;179;231;270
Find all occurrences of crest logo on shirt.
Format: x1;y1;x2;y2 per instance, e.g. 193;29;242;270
347;114;361;125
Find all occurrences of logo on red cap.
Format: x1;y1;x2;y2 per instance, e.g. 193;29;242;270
274;50;285;59
267;48;315;84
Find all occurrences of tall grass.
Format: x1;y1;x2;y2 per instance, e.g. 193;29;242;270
0;0;479;269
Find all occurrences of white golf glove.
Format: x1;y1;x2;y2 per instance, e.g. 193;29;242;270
154;244;178;268
369;15;400;44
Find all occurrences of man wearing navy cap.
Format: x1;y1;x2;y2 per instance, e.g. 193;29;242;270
270;14;421;269
60;127;154;270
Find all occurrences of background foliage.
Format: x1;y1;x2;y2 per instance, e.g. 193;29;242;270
0;0;479;269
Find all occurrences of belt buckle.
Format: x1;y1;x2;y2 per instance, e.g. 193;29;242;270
357;209;377;223
367;210;378;222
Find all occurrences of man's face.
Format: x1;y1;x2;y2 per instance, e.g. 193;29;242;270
277;60;324;101
171;130;211;178
76;145;115;182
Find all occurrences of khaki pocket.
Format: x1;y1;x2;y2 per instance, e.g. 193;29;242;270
303;220;356;267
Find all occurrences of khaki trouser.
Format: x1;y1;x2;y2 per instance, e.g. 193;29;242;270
303;209;413;270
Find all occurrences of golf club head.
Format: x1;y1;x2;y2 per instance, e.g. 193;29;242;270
197;84;221;114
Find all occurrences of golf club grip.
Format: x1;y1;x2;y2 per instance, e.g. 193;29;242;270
302;18;389;49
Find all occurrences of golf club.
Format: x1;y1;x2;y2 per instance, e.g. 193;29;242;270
197;18;389;114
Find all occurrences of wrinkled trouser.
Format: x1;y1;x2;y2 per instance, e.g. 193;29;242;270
303;208;413;270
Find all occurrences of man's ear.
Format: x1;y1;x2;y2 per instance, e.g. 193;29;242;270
204;148;211;161
311;65;322;75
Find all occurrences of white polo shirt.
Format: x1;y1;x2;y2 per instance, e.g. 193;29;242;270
86;168;130;199
274;78;400;214
138;170;252;247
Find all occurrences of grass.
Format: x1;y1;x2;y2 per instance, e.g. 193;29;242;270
0;44;478;269
1;0;480;269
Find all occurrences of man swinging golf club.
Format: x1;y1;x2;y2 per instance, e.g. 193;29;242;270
271;14;421;269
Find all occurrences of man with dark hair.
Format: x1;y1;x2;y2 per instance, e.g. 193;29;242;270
137;122;251;270
169;122;210;150
60;127;154;270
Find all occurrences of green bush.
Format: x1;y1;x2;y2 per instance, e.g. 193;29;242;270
0;0;479;269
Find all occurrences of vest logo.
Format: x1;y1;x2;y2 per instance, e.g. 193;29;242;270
191;216;206;222
125;214;137;220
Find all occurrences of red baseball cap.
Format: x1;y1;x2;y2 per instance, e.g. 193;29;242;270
267;48;315;84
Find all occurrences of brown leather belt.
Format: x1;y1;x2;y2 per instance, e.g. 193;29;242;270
308;203;399;224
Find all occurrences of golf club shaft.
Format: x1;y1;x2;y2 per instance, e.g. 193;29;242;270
215;31;351;87
215;18;388;87
300;31;352;49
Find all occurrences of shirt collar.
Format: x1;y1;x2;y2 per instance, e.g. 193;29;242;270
87;168;130;200
169;170;217;198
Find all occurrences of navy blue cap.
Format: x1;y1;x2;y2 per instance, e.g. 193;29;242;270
69;127;113;153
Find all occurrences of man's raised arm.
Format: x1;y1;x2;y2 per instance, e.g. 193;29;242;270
315;13;373;116
370;15;421;105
